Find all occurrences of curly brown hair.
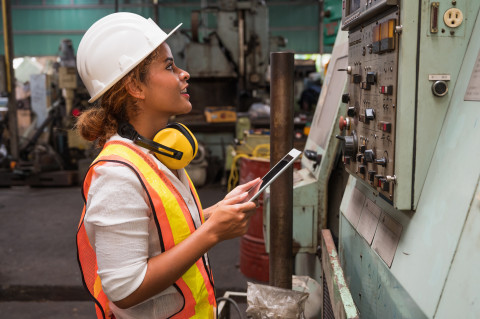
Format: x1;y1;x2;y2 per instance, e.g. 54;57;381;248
75;48;160;147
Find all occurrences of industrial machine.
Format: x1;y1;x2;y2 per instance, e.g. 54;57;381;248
170;0;270;113
273;0;480;318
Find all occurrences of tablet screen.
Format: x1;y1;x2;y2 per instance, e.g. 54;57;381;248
242;149;301;203
259;154;295;189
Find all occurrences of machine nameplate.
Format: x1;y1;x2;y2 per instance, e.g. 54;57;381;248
464;49;480;101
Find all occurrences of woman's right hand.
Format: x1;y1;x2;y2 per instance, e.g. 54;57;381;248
205;192;257;242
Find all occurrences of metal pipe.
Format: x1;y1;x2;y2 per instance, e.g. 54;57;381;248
2;0;19;160
153;0;159;24
269;51;294;289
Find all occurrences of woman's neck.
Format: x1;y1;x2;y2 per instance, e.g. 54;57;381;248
129;115;169;139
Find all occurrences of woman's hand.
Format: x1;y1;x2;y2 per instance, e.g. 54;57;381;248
224;178;261;200
204;192;257;242
203;178;260;220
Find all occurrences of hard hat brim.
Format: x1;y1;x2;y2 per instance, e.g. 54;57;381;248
88;22;183;103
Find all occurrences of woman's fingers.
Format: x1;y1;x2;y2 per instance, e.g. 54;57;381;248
225;178;261;200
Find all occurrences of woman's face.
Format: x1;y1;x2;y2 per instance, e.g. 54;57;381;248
138;43;191;119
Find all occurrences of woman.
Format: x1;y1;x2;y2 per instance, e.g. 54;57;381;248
75;12;258;319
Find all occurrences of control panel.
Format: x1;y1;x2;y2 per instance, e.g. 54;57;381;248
337;7;399;202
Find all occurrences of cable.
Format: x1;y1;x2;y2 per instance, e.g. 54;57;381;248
216;297;244;319
227;144;270;192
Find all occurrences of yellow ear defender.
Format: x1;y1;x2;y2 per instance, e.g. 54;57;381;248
118;122;198;170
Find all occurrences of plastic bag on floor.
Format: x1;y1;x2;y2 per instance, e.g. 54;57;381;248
246;282;309;319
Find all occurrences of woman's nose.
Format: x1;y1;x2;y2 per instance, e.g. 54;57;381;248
179;69;190;81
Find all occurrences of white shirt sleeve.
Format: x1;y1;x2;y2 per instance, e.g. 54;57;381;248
84;162;151;302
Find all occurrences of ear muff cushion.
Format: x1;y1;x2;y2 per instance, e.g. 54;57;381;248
152;123;198;169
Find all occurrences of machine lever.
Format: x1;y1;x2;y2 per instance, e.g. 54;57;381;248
304;150;322;169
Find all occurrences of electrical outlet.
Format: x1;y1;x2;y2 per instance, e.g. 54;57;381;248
444;8;463;28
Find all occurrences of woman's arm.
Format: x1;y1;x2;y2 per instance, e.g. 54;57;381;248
114;192;256;309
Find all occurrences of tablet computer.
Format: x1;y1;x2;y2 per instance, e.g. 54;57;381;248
243;148;302;203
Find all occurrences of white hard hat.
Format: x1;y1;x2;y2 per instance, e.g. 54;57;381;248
77;12;182;103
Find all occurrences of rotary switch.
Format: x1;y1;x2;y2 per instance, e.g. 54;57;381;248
336;131;358;158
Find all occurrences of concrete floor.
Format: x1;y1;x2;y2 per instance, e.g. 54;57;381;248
0;183;262;318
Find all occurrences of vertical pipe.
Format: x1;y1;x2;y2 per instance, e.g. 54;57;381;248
2;0;19;160
153;0;159;24
319;0;324;54
269;51;294;289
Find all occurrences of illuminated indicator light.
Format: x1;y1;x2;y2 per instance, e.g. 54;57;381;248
373;25;381;42
381;21;389;41
388;19;395;38
379;19;396;52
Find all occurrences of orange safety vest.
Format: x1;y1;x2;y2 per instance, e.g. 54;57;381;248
76;140;216;319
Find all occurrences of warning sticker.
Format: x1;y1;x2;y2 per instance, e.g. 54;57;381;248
465;49;480;101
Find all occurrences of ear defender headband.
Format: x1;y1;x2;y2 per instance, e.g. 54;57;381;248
118;122;198;170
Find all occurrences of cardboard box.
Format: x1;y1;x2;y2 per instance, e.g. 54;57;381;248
204;106;237;123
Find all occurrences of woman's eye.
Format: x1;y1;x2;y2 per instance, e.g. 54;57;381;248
166;64;174;71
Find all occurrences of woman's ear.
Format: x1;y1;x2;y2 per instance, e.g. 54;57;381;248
125;76;145;100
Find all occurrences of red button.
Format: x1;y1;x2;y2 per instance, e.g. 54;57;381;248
339;116;347;131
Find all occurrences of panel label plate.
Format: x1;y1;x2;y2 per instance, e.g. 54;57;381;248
428;74;450;81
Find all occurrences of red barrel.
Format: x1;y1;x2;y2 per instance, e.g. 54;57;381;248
239;157;271;282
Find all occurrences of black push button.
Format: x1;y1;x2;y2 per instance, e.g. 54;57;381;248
366;72;376;84
353;74;362;83
347;106;356;117
358;165;366;174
